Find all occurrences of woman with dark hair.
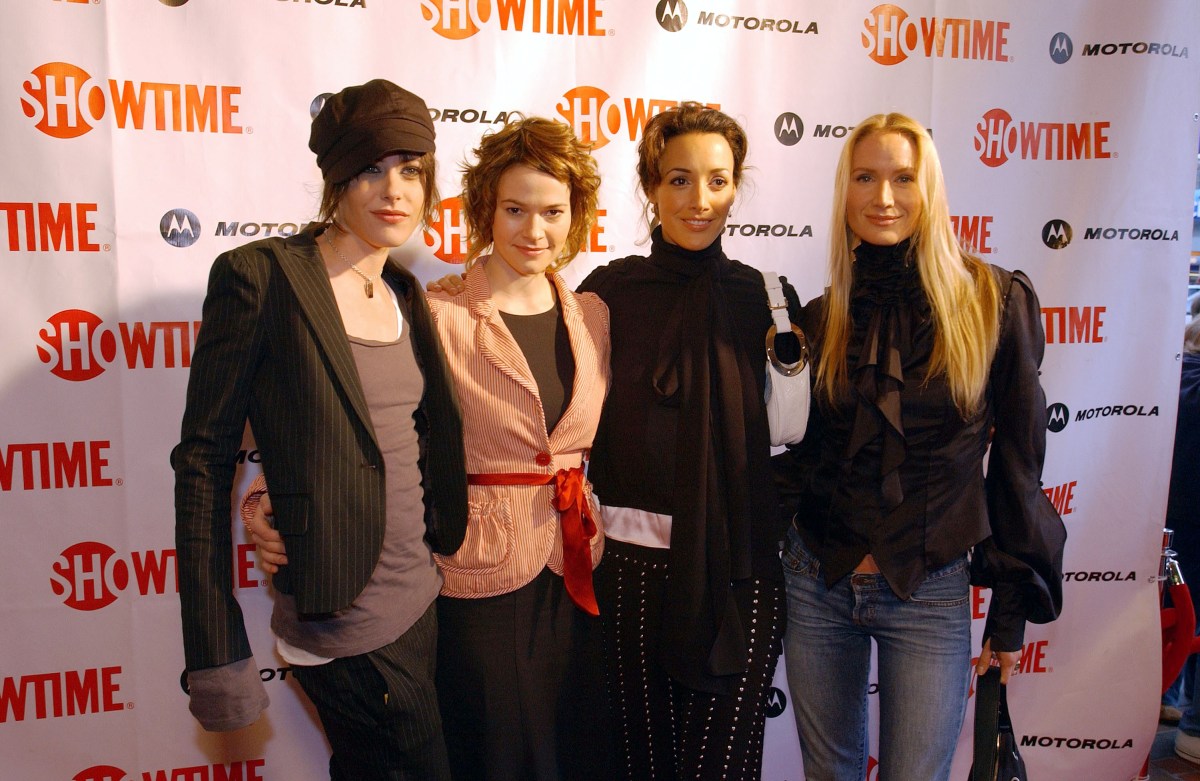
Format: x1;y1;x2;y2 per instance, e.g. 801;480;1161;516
576;102;797;781
251;116;611;781
174;79;468;780
775;112;1066;780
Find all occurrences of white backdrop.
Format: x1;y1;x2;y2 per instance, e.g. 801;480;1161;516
2;1;1199;779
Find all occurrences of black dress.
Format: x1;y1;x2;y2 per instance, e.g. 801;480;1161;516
578;227;798;781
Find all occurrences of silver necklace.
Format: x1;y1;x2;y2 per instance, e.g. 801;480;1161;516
324;232;377;298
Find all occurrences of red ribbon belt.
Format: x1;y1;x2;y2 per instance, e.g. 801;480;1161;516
467;466;599;616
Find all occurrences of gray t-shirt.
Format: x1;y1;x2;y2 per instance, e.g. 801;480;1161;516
270;310;441;658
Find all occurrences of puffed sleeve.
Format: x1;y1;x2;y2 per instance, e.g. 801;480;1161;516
171;247;271;727
973;269;1067;651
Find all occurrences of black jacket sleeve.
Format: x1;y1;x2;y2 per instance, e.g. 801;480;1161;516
974;269;1067;651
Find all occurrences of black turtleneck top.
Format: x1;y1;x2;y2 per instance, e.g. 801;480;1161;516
579;226;801;695
779;241;1064;651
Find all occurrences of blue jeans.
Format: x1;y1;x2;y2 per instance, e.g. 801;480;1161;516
782;526;971;781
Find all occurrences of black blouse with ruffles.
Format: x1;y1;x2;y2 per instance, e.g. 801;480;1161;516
580;227;801;695
776;240;1065;651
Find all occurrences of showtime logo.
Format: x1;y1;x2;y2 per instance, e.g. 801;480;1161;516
50;540;263;611
1042;305;1106;344
950;215;994;254
0;202;103;252
0;666;124;723
74;761;265;781
1;440;115;491
862;5;1010;66
1044;479;1078;517
424;197;610;262
20;62;244;139
974;108;1112;168
37;309;201;381
555;85;718;149
424;195;468;262
418;0;606;40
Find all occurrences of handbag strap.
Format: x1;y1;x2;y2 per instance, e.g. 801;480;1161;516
762;272;793;335
972;667;1003;781
762;271;810;377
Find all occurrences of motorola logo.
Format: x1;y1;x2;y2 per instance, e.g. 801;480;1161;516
1050;32;1073;64
774;113;804;146
656;0;687;32
1042;219;1072;250
160;208;201;248
764;686;787;718
159;0;189;6
1047;403;1070;433
310;92;333;119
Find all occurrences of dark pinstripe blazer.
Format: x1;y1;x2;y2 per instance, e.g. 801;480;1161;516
172;225;468;672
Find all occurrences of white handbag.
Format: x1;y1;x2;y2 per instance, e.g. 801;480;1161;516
762;272;811;446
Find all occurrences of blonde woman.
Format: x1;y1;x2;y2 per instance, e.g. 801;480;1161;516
774;113;1065;780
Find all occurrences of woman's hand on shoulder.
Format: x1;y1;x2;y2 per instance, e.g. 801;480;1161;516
427;273;466;295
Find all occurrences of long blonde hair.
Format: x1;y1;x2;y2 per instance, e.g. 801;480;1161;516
816;113;1001;417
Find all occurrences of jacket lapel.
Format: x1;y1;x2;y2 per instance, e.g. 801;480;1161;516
275;228;377;448
549;271;599;447
467;260;542;402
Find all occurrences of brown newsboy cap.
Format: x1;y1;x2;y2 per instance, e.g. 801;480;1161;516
309;79;436;184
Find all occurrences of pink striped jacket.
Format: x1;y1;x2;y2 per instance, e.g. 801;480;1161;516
428;259;610;598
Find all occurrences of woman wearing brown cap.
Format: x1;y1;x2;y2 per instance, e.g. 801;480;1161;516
251;116;614;781
173;79;467;780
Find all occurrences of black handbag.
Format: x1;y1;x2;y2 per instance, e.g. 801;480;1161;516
969;667;1029;781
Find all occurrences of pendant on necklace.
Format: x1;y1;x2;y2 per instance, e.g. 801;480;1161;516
363;279;374;298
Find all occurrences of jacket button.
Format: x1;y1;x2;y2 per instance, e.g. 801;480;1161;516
535;451;552;467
